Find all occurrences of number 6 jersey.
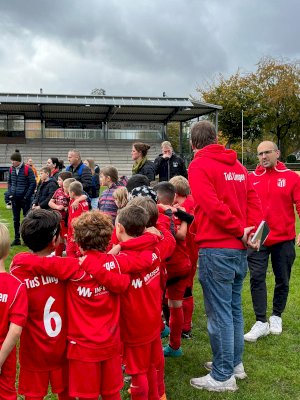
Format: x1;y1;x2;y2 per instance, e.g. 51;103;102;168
10;253;67;372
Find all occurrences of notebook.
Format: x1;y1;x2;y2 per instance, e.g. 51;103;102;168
251;220;270;250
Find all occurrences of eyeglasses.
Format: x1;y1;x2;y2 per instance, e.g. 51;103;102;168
257;150;277;157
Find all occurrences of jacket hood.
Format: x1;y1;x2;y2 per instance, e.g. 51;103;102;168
253;161;288;176
194;144;237;166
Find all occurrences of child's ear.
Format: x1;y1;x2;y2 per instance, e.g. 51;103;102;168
116;222;125;234
51;235;60;250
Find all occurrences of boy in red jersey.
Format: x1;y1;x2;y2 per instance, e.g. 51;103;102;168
169;175;197;339
65;180;89;257
83;205;163;400
154;182;191;357
10;210;71;400
49;171;72;256
0;223;27;400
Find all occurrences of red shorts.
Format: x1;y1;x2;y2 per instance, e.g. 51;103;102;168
69;355;123;398
18;365;68;397
166;270;190;301
0;350;17;400
123;336;163;375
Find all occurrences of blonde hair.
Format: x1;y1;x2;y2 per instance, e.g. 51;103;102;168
113;187;129;209
84;158;96;174
169;175;190;196
69;181;83;196
0;223;10;259
63;177;76;192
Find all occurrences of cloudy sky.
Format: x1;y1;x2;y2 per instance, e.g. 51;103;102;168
0;0;298;98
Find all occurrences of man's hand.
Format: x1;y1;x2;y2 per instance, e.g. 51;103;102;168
241;226;260;250
145;226;162;237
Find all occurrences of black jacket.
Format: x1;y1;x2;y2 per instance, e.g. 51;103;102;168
135;160;156;182
67;162;93;196
33;178;59;209
7;163;36;202
154;152;187;182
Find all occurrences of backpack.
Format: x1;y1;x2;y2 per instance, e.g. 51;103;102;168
9;164;30;176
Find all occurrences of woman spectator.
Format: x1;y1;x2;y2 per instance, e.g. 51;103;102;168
131;142;155;182
83;158;100;209
46;157;61;181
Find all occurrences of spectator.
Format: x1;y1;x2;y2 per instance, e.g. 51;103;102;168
67;149;93;196
188;121;261;392
244;141;300;342
26;158;39;183
83;159;100;209
131;142;155;182
46;157;61;180
154;141;187;182
7;149;36;246
98;166;120;223
32;167;58;210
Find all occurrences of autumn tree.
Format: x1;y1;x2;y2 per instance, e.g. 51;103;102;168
256;57;300;159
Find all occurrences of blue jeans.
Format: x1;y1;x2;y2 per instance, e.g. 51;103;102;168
198;248;247;381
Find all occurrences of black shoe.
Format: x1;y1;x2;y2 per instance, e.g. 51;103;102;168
11;239;21;246
181;330;193;339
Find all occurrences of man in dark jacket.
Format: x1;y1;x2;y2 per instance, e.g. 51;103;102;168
7;149;36;245
154;141;187;182
67;149;93;196
32;166;58;209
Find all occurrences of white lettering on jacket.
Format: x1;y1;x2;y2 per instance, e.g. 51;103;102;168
224;172;245;182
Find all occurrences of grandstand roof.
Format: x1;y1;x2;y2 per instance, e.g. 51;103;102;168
0;93;222;124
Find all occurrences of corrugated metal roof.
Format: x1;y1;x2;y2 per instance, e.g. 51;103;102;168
0;93;222;123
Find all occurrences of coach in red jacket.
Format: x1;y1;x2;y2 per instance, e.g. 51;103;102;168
188;121;262;393
244;141;300;343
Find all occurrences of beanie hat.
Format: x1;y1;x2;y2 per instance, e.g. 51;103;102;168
10;149;22;162
129;185;158;203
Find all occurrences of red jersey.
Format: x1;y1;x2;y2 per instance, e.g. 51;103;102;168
188;144;262;249
67;198;89;239
10;253;67;372
181;195;198;268
84;234;162;346
51;187;69;222
249;162;300;246
12;252;130;363
0;272;27;346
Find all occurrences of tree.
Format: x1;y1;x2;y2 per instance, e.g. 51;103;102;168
196;57;300;160
91;88;106;96
256;57;300;159
197;71;264;147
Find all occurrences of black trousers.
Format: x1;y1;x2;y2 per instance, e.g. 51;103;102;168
247;240;295;322
12;199;31;240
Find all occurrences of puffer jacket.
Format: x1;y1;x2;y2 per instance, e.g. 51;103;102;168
7;163;36;201
33;178;59;209
135;160;156;182
67;162;93;196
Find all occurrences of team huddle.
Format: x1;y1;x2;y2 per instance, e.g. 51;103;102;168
1;120;300;398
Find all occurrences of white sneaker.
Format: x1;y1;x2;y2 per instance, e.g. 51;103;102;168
244;321;270;342
204;362;247;380
269;316;282;335
190;373;238;392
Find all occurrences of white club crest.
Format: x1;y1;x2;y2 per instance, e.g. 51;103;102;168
277;178;286;188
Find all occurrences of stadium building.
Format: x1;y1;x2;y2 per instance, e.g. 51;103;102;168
0;92;221;180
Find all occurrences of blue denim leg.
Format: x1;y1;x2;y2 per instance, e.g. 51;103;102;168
198;248;247;381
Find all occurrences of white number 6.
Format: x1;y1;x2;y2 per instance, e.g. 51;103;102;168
43;296;62;337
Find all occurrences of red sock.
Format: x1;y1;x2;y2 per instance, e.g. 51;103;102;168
58;390;75;400
182;296;194;332
169;306;184;350
147;365;159;400
156;352;165;397
131;374;148;399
